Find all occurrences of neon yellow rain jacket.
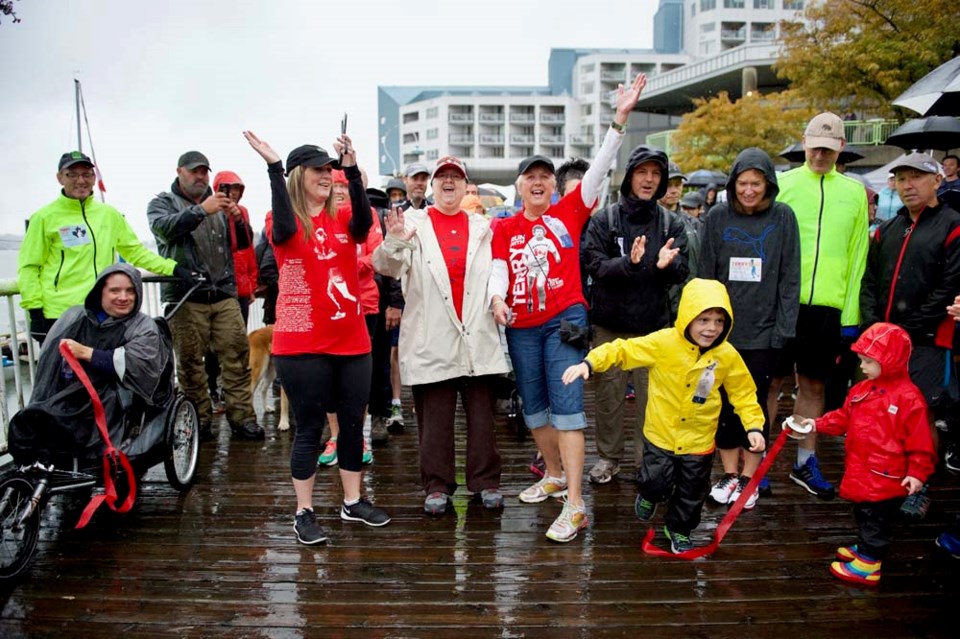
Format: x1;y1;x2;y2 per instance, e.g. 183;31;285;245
18;193;176;319
585;278;764;455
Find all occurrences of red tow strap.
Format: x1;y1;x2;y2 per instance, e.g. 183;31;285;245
641;426;791;559
58;341;137;529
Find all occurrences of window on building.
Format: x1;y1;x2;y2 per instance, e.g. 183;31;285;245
425;107;438;120
700;40;716;55
426;128;438;140
700;21;716;33
783;0;803;9
582;63;595;74
581;81;594;95
402;112;419;124
753;0;773;7
724;0;745;7
691;2;696;16
426;149;439;160
700;0;716;10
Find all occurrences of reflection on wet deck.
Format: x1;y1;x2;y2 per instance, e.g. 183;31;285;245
1;384;957;637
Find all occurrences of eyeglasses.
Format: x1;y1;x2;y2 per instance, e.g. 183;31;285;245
63;171;96;180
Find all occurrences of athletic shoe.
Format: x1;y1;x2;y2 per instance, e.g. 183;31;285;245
231;420;265;440
634;496;657;522
529;453;546;478
836;544;871;562
830;557;881;586
709;473;739;504
293;508;328;545
424;492;449;515
387;403;405;433
789;456;836;499
519;475;568;504
370;416;390;446
362;440;373;465
480;488;504;510
900;484;930;520
664;526;693;554
545;501;588;543
318;438;338;466
944;443;960;473
588;458;620;485
730;475;759;510
340;497;391;527
935;531;960;559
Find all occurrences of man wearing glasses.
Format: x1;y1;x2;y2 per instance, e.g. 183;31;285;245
18;151;186;345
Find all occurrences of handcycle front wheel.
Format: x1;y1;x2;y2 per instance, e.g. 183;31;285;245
0;476;42;579
164;394;200;491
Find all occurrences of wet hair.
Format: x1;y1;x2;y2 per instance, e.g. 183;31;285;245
556;158;590;197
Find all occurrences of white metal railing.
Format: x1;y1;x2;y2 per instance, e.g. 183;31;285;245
479;113;505;123
0;277;264;455
449;133;474;144
509;113;535;123
449;113;474;123
540;134;565;144
540;113;565;123
510;134;535;145
643;43;780;94
569;134;595;145
479;134;504;144
600;70;626;83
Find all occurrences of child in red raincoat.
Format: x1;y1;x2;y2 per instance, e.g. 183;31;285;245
798;322;937;586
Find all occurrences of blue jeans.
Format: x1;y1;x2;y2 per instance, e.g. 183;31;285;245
505;304;588;431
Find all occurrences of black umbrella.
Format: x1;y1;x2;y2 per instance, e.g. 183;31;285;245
685;169;727;187
779;142;865;165
884;116;960;151
892;56;960;117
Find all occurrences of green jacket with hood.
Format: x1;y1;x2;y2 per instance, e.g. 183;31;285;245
18;193;176;319
585;278;764;455
775;163;869;327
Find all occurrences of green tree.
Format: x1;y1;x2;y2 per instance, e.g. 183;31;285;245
776;0;960;119
670;91;815;173
1;0;20;24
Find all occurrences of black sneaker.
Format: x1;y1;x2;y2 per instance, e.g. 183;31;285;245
232;420;265;440
340;497;391;527
294;508;328;545
664;526;693;554
635;496;657;522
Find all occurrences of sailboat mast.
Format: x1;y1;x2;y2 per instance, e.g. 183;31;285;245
74;79;83;153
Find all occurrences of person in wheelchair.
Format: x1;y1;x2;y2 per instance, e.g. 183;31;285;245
9;263;173;467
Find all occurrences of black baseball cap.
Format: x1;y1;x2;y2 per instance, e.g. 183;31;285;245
286;144;338;176
177;151;210;170
518;155;555;176
58;151;94;171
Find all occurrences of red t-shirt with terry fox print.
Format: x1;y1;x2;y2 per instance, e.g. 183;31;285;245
491;183;594;328
266;207;371;356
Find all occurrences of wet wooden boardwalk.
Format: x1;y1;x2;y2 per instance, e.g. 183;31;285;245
1;385;957;638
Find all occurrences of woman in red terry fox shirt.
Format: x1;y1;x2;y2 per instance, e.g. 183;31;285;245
488;74;648;543
244;130;390;546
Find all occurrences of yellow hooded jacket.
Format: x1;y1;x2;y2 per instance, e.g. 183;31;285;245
585;278;764;455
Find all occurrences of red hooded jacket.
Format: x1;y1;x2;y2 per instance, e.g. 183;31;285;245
816;323;937;503
213;171;259;299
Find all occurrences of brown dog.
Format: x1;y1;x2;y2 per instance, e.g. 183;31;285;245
248;326;290;431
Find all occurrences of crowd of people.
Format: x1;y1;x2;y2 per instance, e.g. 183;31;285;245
14;80;960;581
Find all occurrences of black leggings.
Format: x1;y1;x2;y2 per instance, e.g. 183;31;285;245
716;348;778;450
276;353;371;478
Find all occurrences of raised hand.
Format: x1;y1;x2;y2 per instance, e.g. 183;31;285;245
385;206;416;241
243;130;281;164
334;134;356;168
656;237;680;269
630;236;646;264
614;73;648;120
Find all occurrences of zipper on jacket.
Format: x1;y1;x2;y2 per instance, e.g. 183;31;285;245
80;198;98;279
883;209;923;322
53;251;65;289
807;175;826;305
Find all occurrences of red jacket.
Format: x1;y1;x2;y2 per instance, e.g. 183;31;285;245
816;323;937;503
213;171;259;299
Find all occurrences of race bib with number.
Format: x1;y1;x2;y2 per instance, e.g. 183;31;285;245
728;257;761;282
58;224;92;248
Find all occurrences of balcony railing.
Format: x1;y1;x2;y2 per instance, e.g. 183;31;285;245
510;134;535;145
599;113;613;125
509;113;535;124
540;134;565;144
479;113;505;123
569;134;595;145
448;134;474;144
600;70;626;83
479;134;504;145
449;113;474;123
539;113;565;123
721;29;746;41
643;43;779;94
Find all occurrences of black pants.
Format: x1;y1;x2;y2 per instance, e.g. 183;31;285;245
853;498;902;560
367;312;392;418
276;353;371;477
716;348;778;450
637;437;714;536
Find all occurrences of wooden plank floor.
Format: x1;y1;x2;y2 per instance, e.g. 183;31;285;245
1;383;958;638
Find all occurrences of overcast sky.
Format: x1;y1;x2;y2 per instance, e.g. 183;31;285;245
0;0;658;239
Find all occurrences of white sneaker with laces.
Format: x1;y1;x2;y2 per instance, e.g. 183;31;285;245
730;476;759;510
709;473;739;504
519;475;568;504
546;501;588;543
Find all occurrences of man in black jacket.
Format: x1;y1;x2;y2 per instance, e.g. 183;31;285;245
861;152;960;496
580;145;688;484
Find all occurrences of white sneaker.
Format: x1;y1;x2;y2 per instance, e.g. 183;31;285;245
709;474;739;504
730;475;759;510
519;475;568;504
545;500;588;543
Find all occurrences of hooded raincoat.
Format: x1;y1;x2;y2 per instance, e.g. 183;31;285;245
815;323;937;502
699;148;801;349
212;171;259;300
9;264;173;465
585;278;764;455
